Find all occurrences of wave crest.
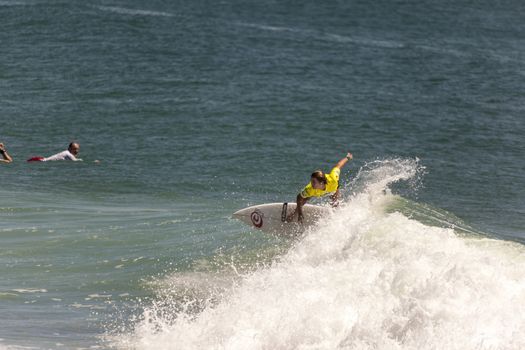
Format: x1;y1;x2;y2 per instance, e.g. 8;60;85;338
110;159;525;350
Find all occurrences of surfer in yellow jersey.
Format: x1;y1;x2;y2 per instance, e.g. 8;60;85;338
287;152;353;223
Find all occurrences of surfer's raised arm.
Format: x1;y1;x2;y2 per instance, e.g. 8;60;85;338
335;152;353;169
287;152;353;223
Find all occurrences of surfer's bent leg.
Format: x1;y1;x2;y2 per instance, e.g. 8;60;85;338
287;194;308;223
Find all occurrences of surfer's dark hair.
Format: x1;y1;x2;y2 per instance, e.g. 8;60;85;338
311;170;327;184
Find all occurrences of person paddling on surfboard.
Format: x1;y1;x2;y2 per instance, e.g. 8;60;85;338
27;142;82;162
287;152;353;223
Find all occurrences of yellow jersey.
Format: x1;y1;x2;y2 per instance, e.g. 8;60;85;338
300;167;341;198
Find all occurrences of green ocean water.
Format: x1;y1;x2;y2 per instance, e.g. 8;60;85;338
1;0;524;349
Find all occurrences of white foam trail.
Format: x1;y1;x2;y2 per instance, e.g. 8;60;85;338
0;1;27;6
11;288;47;294
112;159;525;350
236;22;404;50
325;33;404;49
0;343;40;350
235;22;304;34
96;6;175;18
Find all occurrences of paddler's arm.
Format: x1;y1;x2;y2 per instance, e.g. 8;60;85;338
0;143;13;163
68;153;83;162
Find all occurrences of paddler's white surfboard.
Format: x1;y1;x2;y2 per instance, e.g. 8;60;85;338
233;202;330;235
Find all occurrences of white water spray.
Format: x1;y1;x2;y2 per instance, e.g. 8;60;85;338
113;159;525;350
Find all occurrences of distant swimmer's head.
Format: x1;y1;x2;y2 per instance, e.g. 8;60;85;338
311;170;327;189
68;142;80;156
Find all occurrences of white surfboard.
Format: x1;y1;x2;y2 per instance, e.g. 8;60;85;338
233;202;330;235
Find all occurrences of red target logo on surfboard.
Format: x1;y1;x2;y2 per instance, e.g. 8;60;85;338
250;210;263;228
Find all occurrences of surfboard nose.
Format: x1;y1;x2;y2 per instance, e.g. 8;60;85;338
232;208;246;218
